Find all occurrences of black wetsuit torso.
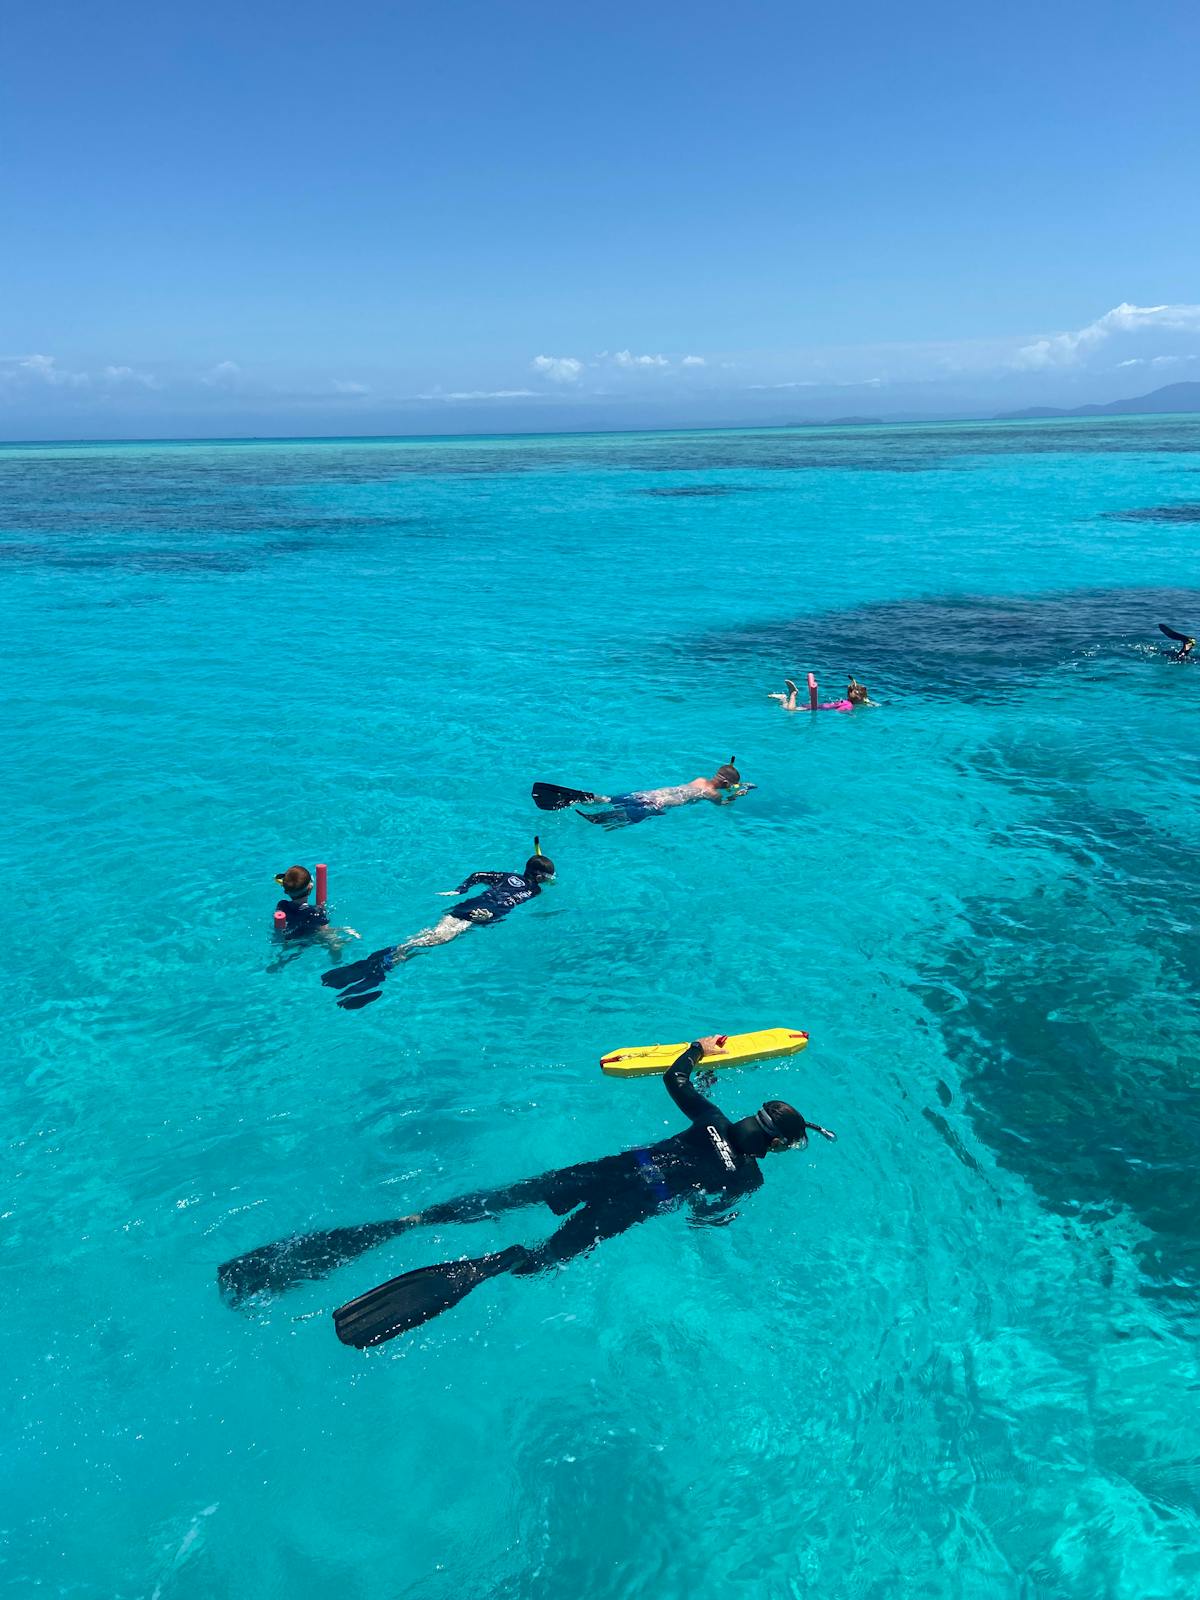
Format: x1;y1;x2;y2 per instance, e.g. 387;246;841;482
275;897;329;938
545;1043;763;1217
418;1045;763;1270
448;871;542;923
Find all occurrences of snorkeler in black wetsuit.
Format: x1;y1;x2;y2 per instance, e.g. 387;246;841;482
217;1040;836;1344
269;865;357;968
274;866;329;937
320;849;556;1010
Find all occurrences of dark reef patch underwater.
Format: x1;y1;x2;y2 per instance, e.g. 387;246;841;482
1103;504;1200;523
687;584;1200;700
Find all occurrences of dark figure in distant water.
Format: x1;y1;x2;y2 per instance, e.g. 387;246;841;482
217;1040;836;1348
320;849;556;1009
1159;623;1197;662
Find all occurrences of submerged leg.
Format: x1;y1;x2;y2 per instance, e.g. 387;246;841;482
331;1195;658;1347
509;1195;656;1275
396;914;474;954
419;1161;603;1227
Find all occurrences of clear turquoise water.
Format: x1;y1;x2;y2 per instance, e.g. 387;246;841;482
4;418;1200;1599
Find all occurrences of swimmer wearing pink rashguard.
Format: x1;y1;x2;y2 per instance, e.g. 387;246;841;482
769;675;873;710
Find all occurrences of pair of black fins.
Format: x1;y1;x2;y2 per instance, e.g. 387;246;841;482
532;780;605;817
219;1215;520;1349
320;947;394;1009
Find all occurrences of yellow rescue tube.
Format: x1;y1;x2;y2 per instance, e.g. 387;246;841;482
600;1027;809;1078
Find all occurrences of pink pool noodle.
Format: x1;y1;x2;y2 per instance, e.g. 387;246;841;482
315;862;328;908
273;910;287;928
807;672;819;710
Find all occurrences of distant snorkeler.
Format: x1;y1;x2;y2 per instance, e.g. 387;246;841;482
846;677;874;705
217;1039;836;1343
270;865;358;967
320;844;556;1010
1159;623;1197;662
769;676;874;710
532;760;752;830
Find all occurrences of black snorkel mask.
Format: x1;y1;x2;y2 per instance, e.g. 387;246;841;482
755;1107;838;1151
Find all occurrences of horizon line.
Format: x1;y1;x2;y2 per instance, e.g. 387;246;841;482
2;407;1195;451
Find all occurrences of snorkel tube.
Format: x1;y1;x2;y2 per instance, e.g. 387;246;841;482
527;836;556;884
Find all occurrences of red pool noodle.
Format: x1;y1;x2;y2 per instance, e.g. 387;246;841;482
273;910;287;928
807;672;819;710
315;862;328;908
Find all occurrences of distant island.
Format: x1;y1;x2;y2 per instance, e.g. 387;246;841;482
792;415;884;427
994;380;1200;422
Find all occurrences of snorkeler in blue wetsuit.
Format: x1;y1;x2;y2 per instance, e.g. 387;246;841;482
320;849;556;1009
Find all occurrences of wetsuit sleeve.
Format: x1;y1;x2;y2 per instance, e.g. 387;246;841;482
663;1043;726;1124
453;871;509;893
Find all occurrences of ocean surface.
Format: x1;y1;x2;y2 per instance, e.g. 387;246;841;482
4;417;1200;1600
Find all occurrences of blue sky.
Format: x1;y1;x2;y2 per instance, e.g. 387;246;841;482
3;0;1199;437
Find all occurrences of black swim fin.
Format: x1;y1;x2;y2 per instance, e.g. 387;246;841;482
334;1245;528;1348
532;781;601;811
218;1218;416;1306
1158;623;1195;644
337;988;384;1010
321;948;394;991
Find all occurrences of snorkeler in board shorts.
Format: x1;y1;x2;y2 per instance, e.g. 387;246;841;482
533;761;750;830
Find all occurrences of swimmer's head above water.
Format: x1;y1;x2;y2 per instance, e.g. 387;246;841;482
275;865;313;900
713;759;741;789
524;854;557;883
733;1099;837;1156
847;678;870;705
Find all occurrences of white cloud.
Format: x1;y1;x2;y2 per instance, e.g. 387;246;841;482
1151;354;1181;367
681;355;706;367
1;353;90;387
1014;302;1200;369
1115;358;1144;368
531;355;583;384
103;364;159;389
331;379;370;395
613;349;669;369
746;380;821;390
203;360;242;387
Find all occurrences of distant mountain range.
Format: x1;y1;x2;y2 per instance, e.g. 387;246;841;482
995;380;1200;422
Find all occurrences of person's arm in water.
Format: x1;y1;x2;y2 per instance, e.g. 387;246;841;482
687;1195;743;1226
439;871;511;895
663;1037;729;1122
